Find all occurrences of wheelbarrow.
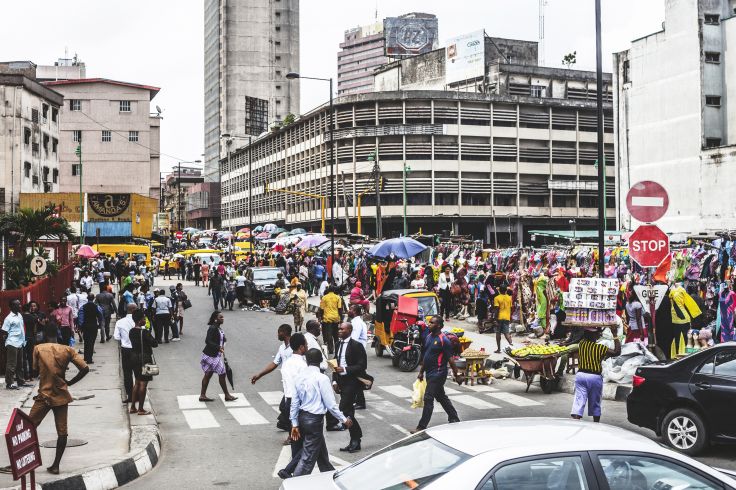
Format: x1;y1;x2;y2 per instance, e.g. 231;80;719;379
508;354;562;394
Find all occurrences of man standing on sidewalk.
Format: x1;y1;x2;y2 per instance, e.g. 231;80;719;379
2;300;29;390
412;316;462;433
114;303;138;403
332;322;366;453
79;294;103;364
95;286;117;343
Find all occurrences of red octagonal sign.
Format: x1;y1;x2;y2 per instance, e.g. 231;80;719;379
629;225;670;268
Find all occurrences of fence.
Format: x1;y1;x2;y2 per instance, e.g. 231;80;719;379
0;263;75;375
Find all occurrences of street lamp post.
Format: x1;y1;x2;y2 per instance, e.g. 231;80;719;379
402;162;411;236
286;72;335;265
75;143;83;244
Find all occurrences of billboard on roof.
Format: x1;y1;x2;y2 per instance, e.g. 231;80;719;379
384;16;439;57
446;30;486;84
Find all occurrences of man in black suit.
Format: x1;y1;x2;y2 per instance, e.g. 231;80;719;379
332;322;366;453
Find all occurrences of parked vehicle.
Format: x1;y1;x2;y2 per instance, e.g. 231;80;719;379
627;342;736;455
243;267;282;304
93;244;151;266
281;417;736;489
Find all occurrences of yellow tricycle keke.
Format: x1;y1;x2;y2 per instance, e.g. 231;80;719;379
371;288;440;372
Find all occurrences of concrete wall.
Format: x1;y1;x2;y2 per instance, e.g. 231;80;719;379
51;82;159;198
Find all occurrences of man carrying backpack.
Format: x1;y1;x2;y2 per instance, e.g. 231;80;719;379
411;316;463;433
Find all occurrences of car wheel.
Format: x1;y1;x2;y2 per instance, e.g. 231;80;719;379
662;408;708;455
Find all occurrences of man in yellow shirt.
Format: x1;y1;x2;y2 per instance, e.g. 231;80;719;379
319;287;343;356
493;286;513;353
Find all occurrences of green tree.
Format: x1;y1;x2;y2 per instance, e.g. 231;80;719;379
283;113;297;126
0;207;76;288
562;51;577;69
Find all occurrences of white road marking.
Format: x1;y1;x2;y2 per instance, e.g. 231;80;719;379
379;385;414;398
631;196;664;207
219;393;250;407
486;392;543;407
363;391;383;401
461;384;499;392
182;409;219;429
443;387;461;395
371;413;384;420
392;424;411;436
272;446;292;478
259;391;283;405
228;407;270;425
177;395;206;410
369;398;411;415
450;395;500;410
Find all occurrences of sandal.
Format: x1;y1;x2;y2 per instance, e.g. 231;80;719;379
137;410;152;416
224;395;238;402
129;408;138;414
199;396;214;402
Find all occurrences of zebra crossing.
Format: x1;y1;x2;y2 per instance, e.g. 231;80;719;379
175;380;548;431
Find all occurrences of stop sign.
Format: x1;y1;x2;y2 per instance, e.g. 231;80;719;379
629;225;669;268
175;231;183;240
626;181;669;223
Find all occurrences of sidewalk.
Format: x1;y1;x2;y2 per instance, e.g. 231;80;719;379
0;334;160;490
306;295;632;401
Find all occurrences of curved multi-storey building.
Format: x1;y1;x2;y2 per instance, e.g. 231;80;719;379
221;85;616;244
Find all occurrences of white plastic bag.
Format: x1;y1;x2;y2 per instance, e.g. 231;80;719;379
411;379;426;409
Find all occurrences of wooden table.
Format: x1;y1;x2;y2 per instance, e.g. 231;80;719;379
460;353;491;386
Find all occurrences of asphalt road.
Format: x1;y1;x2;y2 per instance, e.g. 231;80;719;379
126;277;736;489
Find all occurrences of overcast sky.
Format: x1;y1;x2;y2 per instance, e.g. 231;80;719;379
2;0;664;173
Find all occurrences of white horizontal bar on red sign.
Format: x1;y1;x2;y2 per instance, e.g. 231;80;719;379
631;196;664;207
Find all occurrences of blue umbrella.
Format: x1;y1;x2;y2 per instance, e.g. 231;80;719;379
368;237;427;259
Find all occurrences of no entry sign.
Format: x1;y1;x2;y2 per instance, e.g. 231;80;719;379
629;225;669;268
626;181;669;223
175;231;183;240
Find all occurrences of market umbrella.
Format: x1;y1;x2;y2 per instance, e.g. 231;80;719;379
263;223;277;232
76;244;99;258
256;231;271;239
289;228;307;235
368;237;427;259
237;227;251;234
253;225;264;232
272;243;285;252
297;235;328;250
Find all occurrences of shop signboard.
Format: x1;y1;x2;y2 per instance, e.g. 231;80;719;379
87;193;132;221
384;16;439;57
446;29;486;84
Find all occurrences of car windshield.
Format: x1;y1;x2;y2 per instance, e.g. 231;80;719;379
417;296;439;317
333;432;469;490
253;269;280;281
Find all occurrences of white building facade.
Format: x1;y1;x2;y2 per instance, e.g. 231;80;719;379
0;64;64;212
42;79;161;200
614;0;736;233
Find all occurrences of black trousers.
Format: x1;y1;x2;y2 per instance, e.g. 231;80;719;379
337;377;362;441
121;347;134;400
440;288;453;319
417;376;460;430
23;338;35;379
82;328;97;363
154;314;172;342
322;323;339;354
277;396;291;431
60;327;72;346
101;314;112;341
293;411;334;477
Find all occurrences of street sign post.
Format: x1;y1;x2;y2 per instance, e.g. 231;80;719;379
626;180;669;223
633;284;669;311
29;256;47;276
628;225;669;268
4;409;41;488
175;231;183;240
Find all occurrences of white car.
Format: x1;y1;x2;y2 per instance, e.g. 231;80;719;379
280;417;736;490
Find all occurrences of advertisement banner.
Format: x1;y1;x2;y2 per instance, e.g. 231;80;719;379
446;30;486;84
384;16;439;57
87;193;132;221
19;193;81;222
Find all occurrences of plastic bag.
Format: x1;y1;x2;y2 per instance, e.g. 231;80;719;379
411;379;426;409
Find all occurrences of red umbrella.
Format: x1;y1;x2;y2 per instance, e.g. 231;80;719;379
237;227;251;234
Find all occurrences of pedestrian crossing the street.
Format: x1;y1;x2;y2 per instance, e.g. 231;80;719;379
175;381;549;431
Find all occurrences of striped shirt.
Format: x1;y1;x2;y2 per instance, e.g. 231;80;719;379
578;339;608;374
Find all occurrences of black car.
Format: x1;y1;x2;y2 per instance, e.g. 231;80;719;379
627;342;736;455
244;267;282;303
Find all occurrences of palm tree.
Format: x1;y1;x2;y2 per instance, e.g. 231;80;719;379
0;207;76;287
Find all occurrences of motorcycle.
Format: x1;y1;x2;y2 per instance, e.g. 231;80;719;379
389;318;423;372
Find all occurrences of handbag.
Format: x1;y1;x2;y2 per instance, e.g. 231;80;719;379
357;372;374;391
183;298;193;310
139;329;160;376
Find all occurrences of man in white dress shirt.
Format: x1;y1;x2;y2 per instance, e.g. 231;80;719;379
347;306;368;410
281;334;307;462
251;324;293;431
281;348;352;478
113;303;138;403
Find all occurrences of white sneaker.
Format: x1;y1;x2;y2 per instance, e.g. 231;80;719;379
171;337;181;342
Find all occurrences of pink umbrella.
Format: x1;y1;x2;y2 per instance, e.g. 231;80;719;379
76;245;99;258
296;235;328;250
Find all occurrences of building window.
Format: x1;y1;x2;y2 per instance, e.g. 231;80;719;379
705;14;720;25
52;168;58;183
24;127;31;145
493;194;516;207
70;99;81;111
275;26;281;32
31;108;39;123
623;60;631;83
42;104;49;122
102;130;112;142
705;51;721;63
530;85;546;98
119;100;131;112
73;130;82;142
43;166;49;182
706;95;721;106
275;55;281;61
24;161;31;178
129;130;139;142
71;164;81;176
705;137;721;148
43;134;49;151
32;175;39;186
51;107;58;122
52;138;58;153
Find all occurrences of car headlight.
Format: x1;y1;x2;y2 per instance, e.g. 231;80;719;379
256;284;265;291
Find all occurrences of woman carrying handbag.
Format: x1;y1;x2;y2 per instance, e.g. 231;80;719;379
199;311;238;402
129;309;158;415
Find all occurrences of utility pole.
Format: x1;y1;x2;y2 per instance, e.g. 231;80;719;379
178;161;182;231
369;151;382;239
402;162;411;236
75;143;83;244
595;0;606;277
340;171;351;234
